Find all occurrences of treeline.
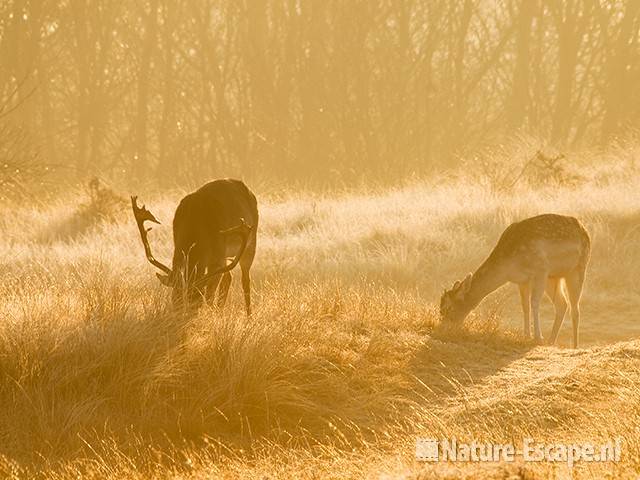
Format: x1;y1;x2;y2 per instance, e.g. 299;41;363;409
0;0;639;188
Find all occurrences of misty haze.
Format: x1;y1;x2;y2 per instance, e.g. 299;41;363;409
0;1;639;479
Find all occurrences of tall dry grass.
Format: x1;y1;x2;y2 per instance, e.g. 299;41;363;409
0;149;639;478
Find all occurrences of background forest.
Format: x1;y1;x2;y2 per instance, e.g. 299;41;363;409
1;0;639;194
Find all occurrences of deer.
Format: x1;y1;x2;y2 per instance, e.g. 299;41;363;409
440;214;591;348
131;179;258;315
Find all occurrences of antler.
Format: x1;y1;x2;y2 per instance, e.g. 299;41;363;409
206;218;252;278
131;196;172;275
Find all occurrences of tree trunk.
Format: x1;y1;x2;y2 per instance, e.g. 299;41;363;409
134;0;159;179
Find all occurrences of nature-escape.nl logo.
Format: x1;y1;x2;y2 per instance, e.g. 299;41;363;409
415;437;622;468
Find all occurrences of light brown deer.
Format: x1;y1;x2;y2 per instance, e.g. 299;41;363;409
132;179;258;314
440;214;591;348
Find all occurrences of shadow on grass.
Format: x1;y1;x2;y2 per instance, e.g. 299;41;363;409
410;318;535;400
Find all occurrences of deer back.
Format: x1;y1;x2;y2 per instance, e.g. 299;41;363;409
171;179;258;272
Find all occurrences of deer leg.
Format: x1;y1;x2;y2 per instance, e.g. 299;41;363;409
530;274;547;343
239;234;256;317
240;266;251;316
204;267;222;307
546;278;567;345
564;268;586;349
216;272;232;310
204;276;220;306
518;283;531;339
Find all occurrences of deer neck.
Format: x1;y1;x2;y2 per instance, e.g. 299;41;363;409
465;258;510;309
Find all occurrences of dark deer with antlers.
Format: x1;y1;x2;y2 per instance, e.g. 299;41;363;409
132;179;258;314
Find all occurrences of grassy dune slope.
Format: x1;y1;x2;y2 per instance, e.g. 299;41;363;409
0;168;639;478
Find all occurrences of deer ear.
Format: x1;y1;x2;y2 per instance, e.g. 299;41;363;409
462;273;473;293
453;274;472;300
156;272;172;287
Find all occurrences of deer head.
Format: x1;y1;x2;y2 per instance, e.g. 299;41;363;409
439;273;473;322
